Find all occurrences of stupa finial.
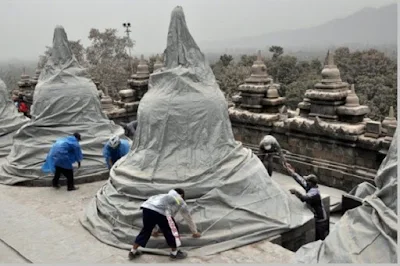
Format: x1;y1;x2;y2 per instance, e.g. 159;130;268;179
351;84;355;93
389;106;394;118
327;50;334;66
257;50;262;61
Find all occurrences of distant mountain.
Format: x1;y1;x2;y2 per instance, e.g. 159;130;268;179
200;3;397;53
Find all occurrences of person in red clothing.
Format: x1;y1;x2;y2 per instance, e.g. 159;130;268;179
17;95;30;118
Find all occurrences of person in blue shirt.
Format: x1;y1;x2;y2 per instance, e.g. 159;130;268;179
42;132;83;191
103;135;131;169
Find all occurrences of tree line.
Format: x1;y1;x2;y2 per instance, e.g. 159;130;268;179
0;28;396;121
212;46;397;121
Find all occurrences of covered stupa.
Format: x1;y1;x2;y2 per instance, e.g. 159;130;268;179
0;79;29;164
294;129;398;263
0;26;127;185
82;6;313;256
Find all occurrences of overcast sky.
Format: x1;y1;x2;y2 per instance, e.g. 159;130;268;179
0;0;395;61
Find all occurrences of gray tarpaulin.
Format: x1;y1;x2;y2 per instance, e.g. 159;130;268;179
294;130;398;263
0;26;128;185
0;79;29;165
81;6;313;256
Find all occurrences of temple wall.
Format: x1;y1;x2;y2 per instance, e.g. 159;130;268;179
231;120;385;192
108;113;137;125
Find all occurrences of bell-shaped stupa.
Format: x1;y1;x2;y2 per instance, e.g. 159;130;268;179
82;7;313;256
0;26;127;185
0;79;29;164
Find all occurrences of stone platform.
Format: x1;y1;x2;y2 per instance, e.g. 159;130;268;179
0;172;342;263
0;180;297;264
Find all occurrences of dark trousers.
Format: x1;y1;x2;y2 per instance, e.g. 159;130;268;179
53;166;74;190
266;154;274;176
315;219;330;241
135;208;179;248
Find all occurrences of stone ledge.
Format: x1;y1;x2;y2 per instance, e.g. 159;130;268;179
281;217;315;252
229;108;280;126
238;84;268;93
314;82;348;90
284;117;365;141
337;105;370;116
261;97;285;106
305;89;347;101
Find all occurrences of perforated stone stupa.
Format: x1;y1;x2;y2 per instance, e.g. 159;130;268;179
235;50;285;113
153;53;164;72
285;50;370;142
0;79;29;164
82;6;312;257
382;106;397;136
92;79;125;119
129;55;150;100
0;26;127;186
305;50;349;120
336;84;369;123
229;51;285;126
31;67;42;88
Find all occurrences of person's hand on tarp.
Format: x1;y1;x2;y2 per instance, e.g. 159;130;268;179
289;189;301;197
192;232;201;238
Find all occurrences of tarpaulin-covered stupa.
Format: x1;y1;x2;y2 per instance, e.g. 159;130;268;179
294;130;398;263
0;26;127;185
82;6;313;256
0;79;29;164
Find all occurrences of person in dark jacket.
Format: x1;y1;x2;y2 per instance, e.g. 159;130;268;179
122;120;138;139
286;163;329;241
258;135;288;177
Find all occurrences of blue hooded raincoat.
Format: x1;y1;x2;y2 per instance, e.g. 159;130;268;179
103;139;130;169
42;136;83;173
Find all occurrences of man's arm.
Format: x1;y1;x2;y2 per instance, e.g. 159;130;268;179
290;189;311;202
179;204;200;236
258;145;266;163
286;164;308;191
276;146;288;166
72;143;83;168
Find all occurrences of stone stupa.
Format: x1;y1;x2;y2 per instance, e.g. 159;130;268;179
0;26;128;186
82;6;313;256
0;79;29;164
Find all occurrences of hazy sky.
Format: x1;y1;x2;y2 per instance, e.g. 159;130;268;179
0;0;395;61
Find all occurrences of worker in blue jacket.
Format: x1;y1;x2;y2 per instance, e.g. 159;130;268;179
42;133;83;191
102;135;131;169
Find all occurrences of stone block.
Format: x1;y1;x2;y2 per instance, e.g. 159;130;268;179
240;93;264;107
119;89;135;98
365;121;381;138
387;124;396;137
